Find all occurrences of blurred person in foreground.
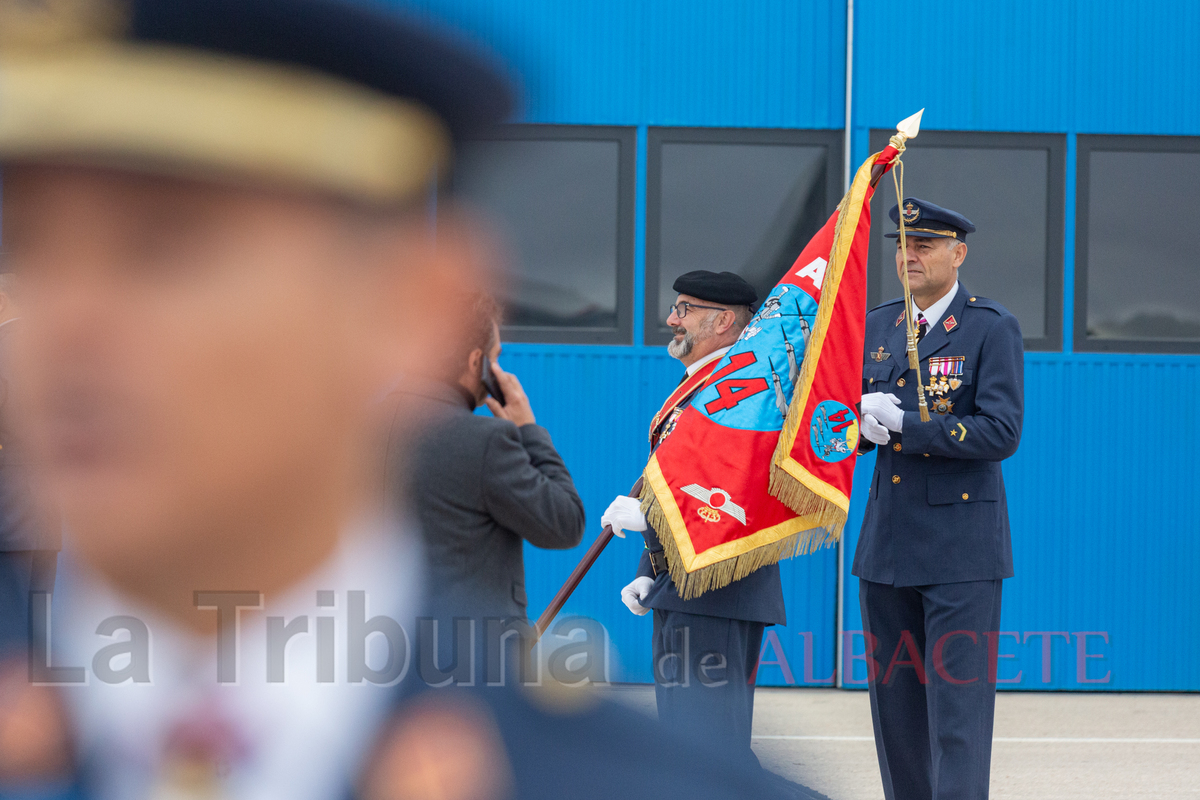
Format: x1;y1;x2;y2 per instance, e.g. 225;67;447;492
0;273;61;655
0;1;790;799
388;291;584;625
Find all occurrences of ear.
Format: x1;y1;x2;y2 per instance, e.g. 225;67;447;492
466;347;484;377
952;241;968;268
719;309;739;336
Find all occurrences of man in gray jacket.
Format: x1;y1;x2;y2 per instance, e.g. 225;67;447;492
390;293;585;637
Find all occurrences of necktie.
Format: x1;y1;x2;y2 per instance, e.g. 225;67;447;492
916;315;929;343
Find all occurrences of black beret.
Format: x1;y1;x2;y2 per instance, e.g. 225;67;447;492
885;197;977;242
0;0;515;204
672;271;758;307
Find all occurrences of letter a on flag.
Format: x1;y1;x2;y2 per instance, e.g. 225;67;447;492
641;146;902;599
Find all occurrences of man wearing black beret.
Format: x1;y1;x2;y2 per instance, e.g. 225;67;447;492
0;2;791;798
602;270;788;768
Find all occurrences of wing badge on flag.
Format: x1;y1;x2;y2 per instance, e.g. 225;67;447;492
679;485;748;526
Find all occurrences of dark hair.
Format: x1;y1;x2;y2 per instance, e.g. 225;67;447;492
732;304;754;329
464;291;502;359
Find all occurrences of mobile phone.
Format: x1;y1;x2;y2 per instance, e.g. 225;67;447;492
481;358;506;406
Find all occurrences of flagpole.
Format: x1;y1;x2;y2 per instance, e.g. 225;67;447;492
532;478;644;642
869;109;931;422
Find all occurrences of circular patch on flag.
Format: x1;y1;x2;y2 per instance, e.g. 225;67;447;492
809;400;859;463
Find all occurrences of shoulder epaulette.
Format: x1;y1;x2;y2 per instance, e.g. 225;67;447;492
963;294;1010;316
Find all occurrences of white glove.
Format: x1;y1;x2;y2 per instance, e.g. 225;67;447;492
860;413;891;446
861;392;903;432
621;576;654;616
601;495;646;539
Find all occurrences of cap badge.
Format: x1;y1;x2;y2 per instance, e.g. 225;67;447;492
0;0;127;49
901;201;921;225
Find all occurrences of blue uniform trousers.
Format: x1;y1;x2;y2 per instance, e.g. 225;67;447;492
652;609;765;765
860;578;1003;800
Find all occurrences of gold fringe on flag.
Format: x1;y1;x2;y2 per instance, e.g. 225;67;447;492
638;485;836;601
638;458;836;600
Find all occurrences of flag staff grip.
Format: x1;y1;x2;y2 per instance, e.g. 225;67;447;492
533;477;645;641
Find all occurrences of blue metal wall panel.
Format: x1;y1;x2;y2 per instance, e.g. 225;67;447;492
854;0;1200;135
397;0;846;128
843;353;1200;690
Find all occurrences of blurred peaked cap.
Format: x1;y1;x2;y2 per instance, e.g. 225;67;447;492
672;271;757;307
885;197;976;242
0;0;516;204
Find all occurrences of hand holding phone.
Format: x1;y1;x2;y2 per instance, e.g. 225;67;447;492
481;357;506;406
483;360;536;427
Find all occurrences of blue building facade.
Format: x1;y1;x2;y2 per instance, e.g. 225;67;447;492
419;0;1200;690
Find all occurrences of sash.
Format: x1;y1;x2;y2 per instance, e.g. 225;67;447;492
649;358;722;451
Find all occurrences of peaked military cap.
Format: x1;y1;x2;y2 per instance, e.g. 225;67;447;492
0;0;514;204
885;197;976;242
672;270;757;307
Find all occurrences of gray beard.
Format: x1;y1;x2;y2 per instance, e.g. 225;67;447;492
667;329;695;360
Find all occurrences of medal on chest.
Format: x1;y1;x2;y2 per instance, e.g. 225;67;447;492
925;356;965;414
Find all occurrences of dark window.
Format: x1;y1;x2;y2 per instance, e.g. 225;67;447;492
455;125;635;344
867;130;1065;352
1076;136;1200;353
645;128;842;344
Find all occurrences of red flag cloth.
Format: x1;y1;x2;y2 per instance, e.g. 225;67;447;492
641;147;897;599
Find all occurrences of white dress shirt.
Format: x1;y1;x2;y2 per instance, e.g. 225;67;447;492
58;516;423;800
685;345;732;377
912;281;960;334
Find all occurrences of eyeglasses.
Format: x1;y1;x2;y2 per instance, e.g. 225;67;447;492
669;301;727;319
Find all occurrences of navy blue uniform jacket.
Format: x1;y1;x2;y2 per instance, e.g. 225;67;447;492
853;287;1023;587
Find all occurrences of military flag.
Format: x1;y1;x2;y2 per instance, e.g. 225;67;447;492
640;114;921;599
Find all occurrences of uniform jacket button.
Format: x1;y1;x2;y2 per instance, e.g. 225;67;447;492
892;475;901;484
962;493;969;500
896;378;906;387
892;443;901;452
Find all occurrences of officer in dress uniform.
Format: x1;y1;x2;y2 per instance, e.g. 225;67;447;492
0;2;793;798
856;198;1024;800
602;271;787;767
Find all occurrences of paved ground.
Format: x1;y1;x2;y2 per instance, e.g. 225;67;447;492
600;685;1200;799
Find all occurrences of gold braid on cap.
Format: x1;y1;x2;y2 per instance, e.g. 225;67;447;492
0;0;128;49
0;0;451;205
